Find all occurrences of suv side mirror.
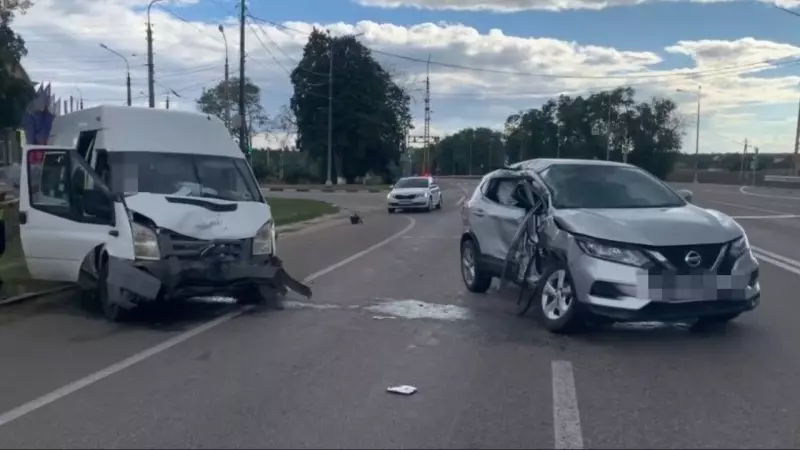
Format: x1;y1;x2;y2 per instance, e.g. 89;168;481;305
676;189;693;203
83;189;114;220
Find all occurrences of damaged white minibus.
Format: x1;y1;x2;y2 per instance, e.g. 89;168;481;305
19;106;310;321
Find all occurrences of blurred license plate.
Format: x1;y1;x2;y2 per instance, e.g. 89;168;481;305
647;273;717;302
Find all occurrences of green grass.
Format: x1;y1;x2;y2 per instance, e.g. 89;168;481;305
267;198;339;226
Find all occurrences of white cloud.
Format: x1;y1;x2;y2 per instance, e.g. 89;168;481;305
354;0;767;12
11;0;800;154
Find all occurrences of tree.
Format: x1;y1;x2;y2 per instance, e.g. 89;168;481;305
196;77;268;149
496;86;682;179
0;0;35;131
432;128;505;175
290;29;412;183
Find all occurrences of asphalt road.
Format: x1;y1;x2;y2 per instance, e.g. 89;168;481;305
0;180;799;449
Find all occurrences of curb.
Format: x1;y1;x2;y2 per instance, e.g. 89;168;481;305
0;284;74;308
262;187;386;193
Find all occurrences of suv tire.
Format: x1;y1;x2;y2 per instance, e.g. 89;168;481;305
461;238;492;293
533;260;585;334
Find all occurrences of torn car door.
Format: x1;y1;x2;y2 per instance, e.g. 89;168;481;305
499;178;546;288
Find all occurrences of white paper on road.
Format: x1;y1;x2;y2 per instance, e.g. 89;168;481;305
386;385;418;395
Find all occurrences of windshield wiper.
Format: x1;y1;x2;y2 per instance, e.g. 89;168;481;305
199;192;229;200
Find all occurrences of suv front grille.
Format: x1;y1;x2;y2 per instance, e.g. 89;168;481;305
650;243;724;271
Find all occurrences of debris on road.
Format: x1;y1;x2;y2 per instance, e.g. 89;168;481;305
349;211;363;224
386;385;417;395
367;299;471;321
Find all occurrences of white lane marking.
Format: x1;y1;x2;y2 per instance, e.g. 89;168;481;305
552;360;584;450
707;200;790;215
732;215;800;220
752;245;800;268
740;185;800;201
0;217;417;429
753;251;800;277
456;196;465;206
302;217;416;283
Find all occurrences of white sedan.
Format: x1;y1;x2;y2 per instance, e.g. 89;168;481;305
387;176;443;213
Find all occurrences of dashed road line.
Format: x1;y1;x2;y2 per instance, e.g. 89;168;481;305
552;360;584;450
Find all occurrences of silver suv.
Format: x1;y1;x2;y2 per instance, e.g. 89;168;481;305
459;159;760;333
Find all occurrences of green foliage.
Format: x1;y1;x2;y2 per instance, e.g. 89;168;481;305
0;0;34;130
428;128;505;175
250;149;323;184
434;86;684;179
196;77;269;145
289;29;412;183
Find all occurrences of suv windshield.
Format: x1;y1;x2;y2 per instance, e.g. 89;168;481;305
106;151;261;202
540;164;685;209
394;178;429;189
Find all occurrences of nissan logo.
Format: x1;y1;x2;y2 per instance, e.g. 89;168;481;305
684;250;702;268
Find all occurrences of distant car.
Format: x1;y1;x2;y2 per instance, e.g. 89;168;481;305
387;176;442;213
460;158;760;333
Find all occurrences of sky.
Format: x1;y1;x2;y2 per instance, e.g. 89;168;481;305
12;0;800;153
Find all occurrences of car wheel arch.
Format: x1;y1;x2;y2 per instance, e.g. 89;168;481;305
461;231;482;254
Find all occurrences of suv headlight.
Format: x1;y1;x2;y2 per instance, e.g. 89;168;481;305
132;222;160;260
728;234;752;259
253;219;275;255
576;237;650;267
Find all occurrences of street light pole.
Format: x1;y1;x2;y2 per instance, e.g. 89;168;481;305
218;25;230;131
146;0;164;109
326;31;334;186
605;101;613;161
237;0;247;156
677;85;702;183
99;43;132;106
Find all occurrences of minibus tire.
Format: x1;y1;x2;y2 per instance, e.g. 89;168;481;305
97;259;133;322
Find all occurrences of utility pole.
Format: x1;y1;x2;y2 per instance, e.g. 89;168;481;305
556;123;561;159
146;0;162;109
218;25;230;130
751;147;759;186
326;30;334;186
739;139;748;182
423;54;431;175
237;0;247;155
165;94;170;109
468;136;473;175
605;101;613;161
793;92;800;176
692;85;702;183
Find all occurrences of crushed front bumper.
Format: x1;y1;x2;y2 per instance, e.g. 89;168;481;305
568;248;760;322
105;253;311;307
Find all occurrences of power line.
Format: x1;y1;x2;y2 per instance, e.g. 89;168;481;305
262;20;800;82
